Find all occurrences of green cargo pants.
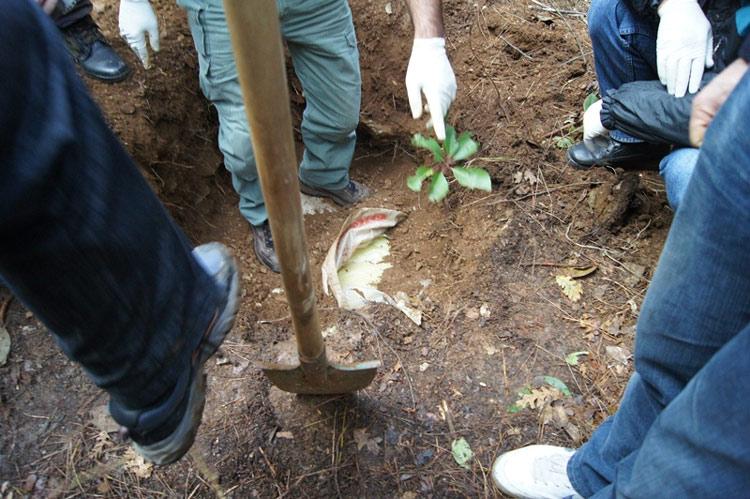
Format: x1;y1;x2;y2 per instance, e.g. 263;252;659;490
177;0;361;226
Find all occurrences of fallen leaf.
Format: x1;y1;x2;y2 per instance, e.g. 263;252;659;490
479;304;491;318
276;431;294;440
556;275;582;302
124;448;153;478
451;437;473;469
544;376;572;396
92;431;112;459
0;325;10;366
565;351;588;366
465;307;480;320
605;345;631;365
353;428;381;454
564;265;597;279
508;386;562;413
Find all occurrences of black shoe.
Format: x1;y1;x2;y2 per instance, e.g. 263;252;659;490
567;137;669;171
250;222;281;273
299;179;371;206
113;243;240;465
61;15;130;82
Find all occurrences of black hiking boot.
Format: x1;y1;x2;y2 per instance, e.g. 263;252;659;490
299;179;371;206
112;243;240;465
250;222;281;273
567;137;669;171
61;15;130;82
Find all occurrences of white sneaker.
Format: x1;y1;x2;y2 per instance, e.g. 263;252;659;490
491;445;582;499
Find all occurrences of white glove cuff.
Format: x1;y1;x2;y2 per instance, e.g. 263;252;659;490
412;37;446;52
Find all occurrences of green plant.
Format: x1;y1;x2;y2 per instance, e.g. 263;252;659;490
407;126;490;203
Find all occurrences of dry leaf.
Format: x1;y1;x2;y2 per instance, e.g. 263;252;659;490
605;345;631;365
556;275;582;302
564;265;597;279
353;428;381;454
124;448;153;478
276;431;294;440
92;431;112;459
0;325;10;366
513;386;563;411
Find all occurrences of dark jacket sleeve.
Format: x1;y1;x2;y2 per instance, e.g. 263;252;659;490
600;74;715;146
740;34;750;61
624;0;661;17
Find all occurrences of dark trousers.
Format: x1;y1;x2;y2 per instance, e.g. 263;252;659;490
52;0;92;28
0;0;221;414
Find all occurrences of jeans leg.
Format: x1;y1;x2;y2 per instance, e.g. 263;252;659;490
588;0;658;143
569;71;750;497
658;148;700;211
282;0;361;190
180;0;268;226
0;0;221;412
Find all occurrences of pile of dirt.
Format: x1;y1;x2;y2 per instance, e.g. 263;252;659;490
0;0;673;497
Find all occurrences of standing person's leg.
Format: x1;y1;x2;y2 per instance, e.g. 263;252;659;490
0;0;238;464
493;70;750;499
177;0;280;272
54;0;130;81
281;0;369;205
658;148;699;210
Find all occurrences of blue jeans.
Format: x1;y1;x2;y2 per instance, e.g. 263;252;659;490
0;0;221;420
588;0;658;143
659;148;700;210
568;72;750;497
177;0;361;227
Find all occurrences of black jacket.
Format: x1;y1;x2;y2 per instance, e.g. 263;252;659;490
599;0;744;145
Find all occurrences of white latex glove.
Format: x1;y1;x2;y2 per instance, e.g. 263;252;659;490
657;0;713;98
119;0;160;69
583;99;609;146
405;37;457;141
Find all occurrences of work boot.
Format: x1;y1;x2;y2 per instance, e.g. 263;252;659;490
61;15;130;82
112;242;240;465
250;222;281;273
299;179;371;206
567;137;669;171
492;445;582;499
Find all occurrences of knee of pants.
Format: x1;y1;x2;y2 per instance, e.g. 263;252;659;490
217;118;258;182
588;0;618;47
302;107;359;143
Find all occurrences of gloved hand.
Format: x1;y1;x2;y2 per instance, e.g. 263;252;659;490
119;0;160;69
583;99;609;146
657;0;713;98
405;37;456;141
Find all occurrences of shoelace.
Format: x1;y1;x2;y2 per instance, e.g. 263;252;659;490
63;18;105;58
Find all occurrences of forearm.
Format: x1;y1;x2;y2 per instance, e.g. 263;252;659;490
405;0;444;38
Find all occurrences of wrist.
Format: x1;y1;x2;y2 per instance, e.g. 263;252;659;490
658;0;696;16
412;37;446;52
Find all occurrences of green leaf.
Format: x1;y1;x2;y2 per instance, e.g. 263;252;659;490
406;166;434;192
452;132;479;161
412;133;444;162
427;172;449;202
452;167;492;192
444;126;459;158
583;92;598;112
555;136;574;150
565;351;589;366
451;437;474;470
507;403;524;414
544;376;572;397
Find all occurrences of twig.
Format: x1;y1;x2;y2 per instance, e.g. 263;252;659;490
497;34;533;60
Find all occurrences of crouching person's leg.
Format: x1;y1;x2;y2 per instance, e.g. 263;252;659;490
0;0;239;465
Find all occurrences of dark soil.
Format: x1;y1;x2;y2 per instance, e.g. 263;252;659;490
0;0;672;497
